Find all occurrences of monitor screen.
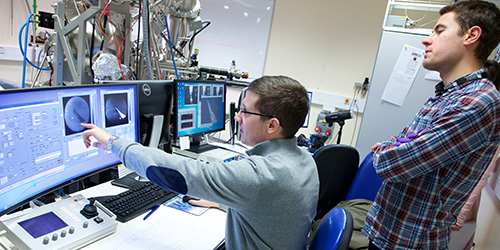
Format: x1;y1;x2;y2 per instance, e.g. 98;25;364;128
174;80;226;141
302;91;312;128
0;84;139;216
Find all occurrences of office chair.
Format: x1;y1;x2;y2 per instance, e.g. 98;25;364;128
313;144;359;220
345;152;384;202
309;207;354;250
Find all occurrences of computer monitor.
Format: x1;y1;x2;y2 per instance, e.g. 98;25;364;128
173;80;226;145
136;81;174;147
104;80;174;148
0;83;139;216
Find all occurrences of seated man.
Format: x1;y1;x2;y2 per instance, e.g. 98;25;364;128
82;75;319;249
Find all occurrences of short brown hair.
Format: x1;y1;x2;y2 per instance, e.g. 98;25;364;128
440;0;500;62
247;76;309;139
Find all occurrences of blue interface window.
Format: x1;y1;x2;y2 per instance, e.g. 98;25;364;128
176;81;226;138
0;84;138;215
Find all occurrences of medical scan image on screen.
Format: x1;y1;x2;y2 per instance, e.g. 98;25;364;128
0;84;138;216
104;93;129;128
63;95;91;136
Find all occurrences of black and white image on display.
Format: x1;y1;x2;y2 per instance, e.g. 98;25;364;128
200;96;224;126
185;85;198;105
63;95;91;136
104;93;129;128
204;86;211;96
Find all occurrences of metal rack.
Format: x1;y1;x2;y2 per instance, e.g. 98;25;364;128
382;0;448;35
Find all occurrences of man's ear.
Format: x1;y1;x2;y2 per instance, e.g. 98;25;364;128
267;118;281;134
464;26;481;46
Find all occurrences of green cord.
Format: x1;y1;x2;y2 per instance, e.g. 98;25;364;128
33;0;37;33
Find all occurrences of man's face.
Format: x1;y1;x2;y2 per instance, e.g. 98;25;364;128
422;12;465;73
234;91;270;146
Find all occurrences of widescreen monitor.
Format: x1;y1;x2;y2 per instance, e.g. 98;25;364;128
0;84;139;216
174;80;226;144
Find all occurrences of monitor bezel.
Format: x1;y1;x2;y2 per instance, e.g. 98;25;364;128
0;83;139;217
172;79;227;143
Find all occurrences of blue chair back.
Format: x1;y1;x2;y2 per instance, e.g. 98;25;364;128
345;152;384;201
309;207;353;250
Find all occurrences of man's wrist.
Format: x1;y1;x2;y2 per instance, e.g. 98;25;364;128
108;136;119;150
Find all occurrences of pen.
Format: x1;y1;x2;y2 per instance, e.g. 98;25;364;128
143;205;160;220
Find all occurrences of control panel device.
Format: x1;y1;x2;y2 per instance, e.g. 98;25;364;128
314;111;334;138
0;194;117;250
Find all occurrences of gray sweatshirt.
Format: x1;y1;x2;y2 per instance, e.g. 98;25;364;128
111;137;319;250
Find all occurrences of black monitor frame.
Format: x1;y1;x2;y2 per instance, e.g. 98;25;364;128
0;83;139;217
136;81;174;147
172;79;227;146
103;80;174;148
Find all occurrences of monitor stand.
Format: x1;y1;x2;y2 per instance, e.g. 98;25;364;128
111;172;149;190
189;134;220;153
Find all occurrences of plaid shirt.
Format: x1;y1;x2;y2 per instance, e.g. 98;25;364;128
362;68;500;249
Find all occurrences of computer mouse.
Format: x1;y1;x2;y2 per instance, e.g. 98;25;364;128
182;195;200;203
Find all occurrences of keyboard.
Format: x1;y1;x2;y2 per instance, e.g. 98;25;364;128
95;182;177;222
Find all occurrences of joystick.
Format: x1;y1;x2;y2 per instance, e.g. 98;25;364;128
80;198;99;219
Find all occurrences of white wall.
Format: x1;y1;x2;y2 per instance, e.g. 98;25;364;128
265;0;386;145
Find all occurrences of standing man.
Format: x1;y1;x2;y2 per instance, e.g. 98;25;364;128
363;1;500;249
82;75;319;250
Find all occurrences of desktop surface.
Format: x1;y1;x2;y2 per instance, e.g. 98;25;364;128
78;182;226;250
0;181;226;250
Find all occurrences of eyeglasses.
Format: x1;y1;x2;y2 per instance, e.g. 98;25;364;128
238;107;274;118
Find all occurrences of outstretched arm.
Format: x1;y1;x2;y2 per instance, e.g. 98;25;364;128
81;123;113;150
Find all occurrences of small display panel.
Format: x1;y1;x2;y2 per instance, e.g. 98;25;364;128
18;212;68;238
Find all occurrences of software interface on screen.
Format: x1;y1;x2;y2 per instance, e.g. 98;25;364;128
0;84;138;215
176;81;226;139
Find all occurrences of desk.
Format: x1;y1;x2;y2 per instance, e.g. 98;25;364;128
0;182;226;250
82;182;226;250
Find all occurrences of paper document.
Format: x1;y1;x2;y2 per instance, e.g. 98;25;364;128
381;45;425;106
166;195;209;216
103;207;225;250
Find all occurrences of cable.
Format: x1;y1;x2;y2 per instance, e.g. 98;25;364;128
113;20;125;79
187;20;211;58
160;32;185;58
405;0;431;27
19;18;49;70
58;188;66;197
90;16;96;80
163;13;179;79
349;101;360;146
97;1;139;80
19;13;43;88
143;0;154;80
19;14;50;88
135;0;142;79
